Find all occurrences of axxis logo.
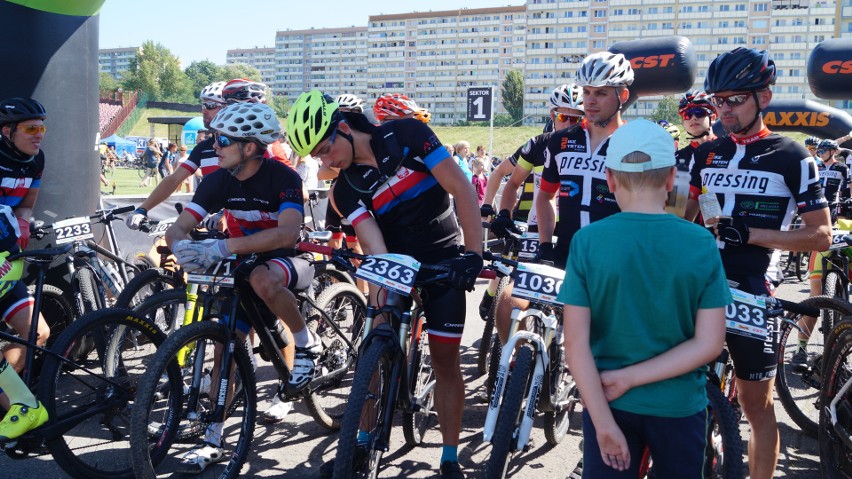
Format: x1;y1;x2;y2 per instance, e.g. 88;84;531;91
763;112;830;128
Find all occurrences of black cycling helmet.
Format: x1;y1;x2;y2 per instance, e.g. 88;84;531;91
0;97;47;127
819;139;839;151
805;136;821;147
704;48;776;94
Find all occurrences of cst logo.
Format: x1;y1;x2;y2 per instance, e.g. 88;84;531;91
629;54;676;69
822;60;852;74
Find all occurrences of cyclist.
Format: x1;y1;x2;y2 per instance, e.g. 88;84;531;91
483;84;583;351
164;102;318;473
685;47;831;479
536;52;635;269
657;119;681;149
676;90;717;173
288;90;483;479
805;136;821;158
372;92;419;124
0;98;50;373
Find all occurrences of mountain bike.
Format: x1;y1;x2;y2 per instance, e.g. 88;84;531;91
326;242;495;479
480;251;578;478
819;318;852;478
0;243;168;479
129;248;365;479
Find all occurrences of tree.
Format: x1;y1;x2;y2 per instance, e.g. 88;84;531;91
268;95;291;119
185;60;223;98
650;96;680;125
221;63;262;82
99;72;119;94
122;40;193;102
502;70;524;126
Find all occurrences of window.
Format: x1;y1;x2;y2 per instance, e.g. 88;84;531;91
753;20;767;28
734;20;745;28
753;37;766;45
718;37;729;44
720;5;730;11
698;6;709;12
592;40;605;49
593;10;606;18
719;21;729;28
735;4;746;11
594;25;606;33
648;7;658;13
647;23;658;30
754;3;767;11
662;22;673;29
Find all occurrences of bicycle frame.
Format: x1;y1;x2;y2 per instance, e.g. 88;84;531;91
826;373;852;450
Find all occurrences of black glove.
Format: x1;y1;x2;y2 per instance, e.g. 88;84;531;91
480;203;496;218
536;242;555;264
490;209;520;239
440;252;484;291
714;217;750;247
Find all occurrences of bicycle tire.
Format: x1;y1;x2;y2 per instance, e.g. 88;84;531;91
132;288;189;336
27;283;74;349
39;308;167;479
115;267;184;309
478;276;510;375
818;325;852;478
485;333;502;402
795;251;809;282
334;336;395;479
403;315;436;446
776;295;852;437
312;263;355;297
76;267;104;314
543;337;577;446
705;381;746;478
304;282;367;431
486;343;536;479
130;319;257;479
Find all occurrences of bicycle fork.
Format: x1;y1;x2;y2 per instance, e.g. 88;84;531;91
176;283;202;368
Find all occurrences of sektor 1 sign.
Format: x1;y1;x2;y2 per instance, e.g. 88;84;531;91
467;87;493;122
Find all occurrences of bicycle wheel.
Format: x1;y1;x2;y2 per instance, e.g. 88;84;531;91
115;267;183;309
27;283;74;349
138;167;148;179
705;382;745;478
334;336;395;479
543;337;578;446
819;326;852;478
76;267;104;314
403;315;436;446
485;333;502;402
132;288;188;336
311;262;355;298
130;319;257;479
478;276;509;375
304;282;367;430
486;343;536;479
38;308;167;479
795;251;810;282
776;295;852;437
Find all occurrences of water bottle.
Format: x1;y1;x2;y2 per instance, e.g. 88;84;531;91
698;186;723;227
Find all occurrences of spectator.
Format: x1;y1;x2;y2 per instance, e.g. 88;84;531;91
175;145;192;193
452;141;473;182
160;143;176;179
471;157;487;205
139;138;161;187
474;145;489;172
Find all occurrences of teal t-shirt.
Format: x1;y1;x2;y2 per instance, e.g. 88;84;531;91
558;212;732;418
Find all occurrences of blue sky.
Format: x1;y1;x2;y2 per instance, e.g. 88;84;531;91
99;0;526;66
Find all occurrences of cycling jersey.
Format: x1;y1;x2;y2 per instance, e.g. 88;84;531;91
506;133;550;226
0;141;43;209
540;121;620;263
817;160;851;205
675;141;699;173
689;128;828;277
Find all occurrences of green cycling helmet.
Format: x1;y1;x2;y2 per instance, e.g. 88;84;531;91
286;90;339;158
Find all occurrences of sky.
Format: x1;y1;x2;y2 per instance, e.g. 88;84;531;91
99;0;526;66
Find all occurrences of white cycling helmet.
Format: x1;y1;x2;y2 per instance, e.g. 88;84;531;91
200;81;226;103
336;93;365;113
210;103;281;145
575;52;635;88
222;79;267;104
550;84;584;112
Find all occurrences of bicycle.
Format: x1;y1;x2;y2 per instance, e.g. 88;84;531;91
0;242;169;479
129;247;366;479
818;317;852;478
480;251;578;478
326;242;496;479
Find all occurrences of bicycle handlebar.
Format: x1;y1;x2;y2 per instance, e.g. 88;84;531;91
766;296;820;318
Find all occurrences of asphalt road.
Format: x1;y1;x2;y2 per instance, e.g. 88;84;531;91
0;275;821;478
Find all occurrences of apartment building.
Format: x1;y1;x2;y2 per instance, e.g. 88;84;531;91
273;27;369;99
98;47;139;80
225;47;276;88
366;6;527;124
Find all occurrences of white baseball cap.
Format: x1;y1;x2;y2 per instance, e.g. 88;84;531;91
605;118;676;172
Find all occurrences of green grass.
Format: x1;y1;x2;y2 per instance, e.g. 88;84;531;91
431;126;542;159
103;166;182;196
122;108;199;138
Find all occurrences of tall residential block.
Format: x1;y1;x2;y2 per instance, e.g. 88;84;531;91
226;47;276;88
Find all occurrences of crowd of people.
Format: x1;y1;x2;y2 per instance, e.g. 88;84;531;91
0;44;849;479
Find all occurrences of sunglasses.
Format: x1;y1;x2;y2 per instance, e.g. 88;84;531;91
554;112;583;125
314;128;339;158
17;124;46;135
680;108;710;120
202;102;223;111
710;93;751;108
213;133;245;148
816;149;827;155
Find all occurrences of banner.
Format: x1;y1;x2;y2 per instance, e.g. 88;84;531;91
609;36;698;109
808;38;852;101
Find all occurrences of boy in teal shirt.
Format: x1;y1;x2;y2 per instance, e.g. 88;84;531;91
560;119;731;478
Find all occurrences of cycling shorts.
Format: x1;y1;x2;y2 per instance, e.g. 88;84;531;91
725;274;777;381
234;254;314;334
405;248;468;345
0;281;33;324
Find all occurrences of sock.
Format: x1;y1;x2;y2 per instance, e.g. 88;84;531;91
441;445;458;463
292;326;310;348
798;339;808;352
0;358;37;409
356;430;370;445
485;287;496;296
204;421;224;447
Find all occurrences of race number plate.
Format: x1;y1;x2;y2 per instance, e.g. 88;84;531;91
53;216;94;244
518;232;539;261
828;230;851;251
186;256;238;287
511;262;564;306
355;253;420;296
725;288;770;340
147;217;177;237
